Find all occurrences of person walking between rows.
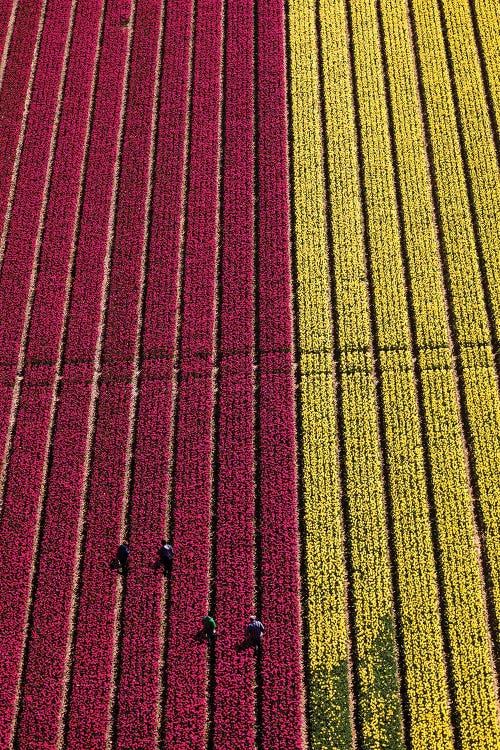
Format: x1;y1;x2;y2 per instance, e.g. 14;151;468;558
116;541;130;575
156;539;173;576
246;615;264;655
202;613;217;646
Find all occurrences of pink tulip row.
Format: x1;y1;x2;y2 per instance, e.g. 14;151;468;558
0;0;75;470
256;1;306;746
0;1;104;745
0;1;134;746
113;1;194;746
63;4;163;747
211;0;256;746
162;0;223;745
0;0;45;230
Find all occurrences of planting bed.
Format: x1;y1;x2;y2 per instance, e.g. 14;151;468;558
0;0;499;748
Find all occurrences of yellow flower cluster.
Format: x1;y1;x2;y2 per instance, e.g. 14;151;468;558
469;0;500;133
288;0;500;746
287;1;351;747
410;0;500;680
319;0;404;747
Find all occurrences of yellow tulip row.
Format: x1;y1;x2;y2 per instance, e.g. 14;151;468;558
287;1;352;747
288;0;500;746
468;0;500;136
436;0;500;332
378;1;500;747
410;0;500;664
347;1;458;747
319;0;405;746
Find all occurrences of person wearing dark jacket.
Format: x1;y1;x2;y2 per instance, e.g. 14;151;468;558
202;614;217;645
246;615;264;655
116;541;130;575
157;540;173;576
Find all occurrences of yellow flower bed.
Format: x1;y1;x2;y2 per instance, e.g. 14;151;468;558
287;1;351;746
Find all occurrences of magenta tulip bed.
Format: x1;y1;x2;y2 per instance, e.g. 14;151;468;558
0;0;306;747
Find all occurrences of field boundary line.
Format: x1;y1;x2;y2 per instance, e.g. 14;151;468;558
405;0;500;707
55;2;138;744
104;1;166;746
155;1;198;743
0;0;19;96
0;0;49;267
5;1;106;743
0;0;79;524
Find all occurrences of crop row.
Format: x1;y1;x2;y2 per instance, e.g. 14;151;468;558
211;0;256;745
0;0;102;744
162;0;222;744
288;0;500;747
256;0;305;746
112;0;193;746
63;1;164;746
469;0;500;145
350;0;499;746
379;0;500;746
0;0;45;235
0;1;133;746
319;0;405;747
409;0;500;689
286;1;352;748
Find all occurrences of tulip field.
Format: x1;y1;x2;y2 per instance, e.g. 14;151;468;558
0;0;499;747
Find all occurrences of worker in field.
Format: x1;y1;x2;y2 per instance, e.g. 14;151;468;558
116;541;130;575
202;613;217;645
156;539;173;576
246;615;264;655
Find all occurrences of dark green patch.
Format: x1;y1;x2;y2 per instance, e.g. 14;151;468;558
309;659;352;749
358;613;404;750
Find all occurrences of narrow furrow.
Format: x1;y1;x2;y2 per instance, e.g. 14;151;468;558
162;0;223;744
378;1;500;747
60;3;165;747
0;0;45;231
256;2;306;747
210;0;255;746
0;0;18;92
408;0;500;704
112;2;194;748
345;0;458;747
285;0;353;747
0;1;103;745
0;0;75;480
316;0;406;746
